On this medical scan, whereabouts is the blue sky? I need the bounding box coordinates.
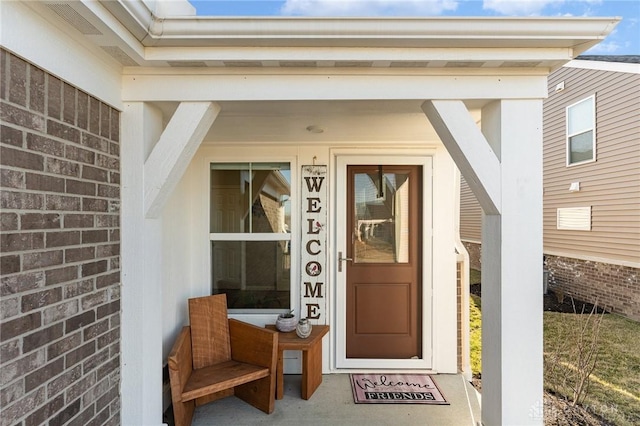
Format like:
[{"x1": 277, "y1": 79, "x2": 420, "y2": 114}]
[{"x1": 190, "y1": 0, "x2": 639, "y2": 55}]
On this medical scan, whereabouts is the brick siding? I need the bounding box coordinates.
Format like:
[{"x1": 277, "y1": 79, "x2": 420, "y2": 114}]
[
  {"x1": 545, "y1": 255, "x2": 640, "y2": 321},
  {"x1": 1, "y1": 49, "x2": 121, "y2": 426},
  {"x1": 460, "y1": 240, "x2": 639, "y2": 321}
]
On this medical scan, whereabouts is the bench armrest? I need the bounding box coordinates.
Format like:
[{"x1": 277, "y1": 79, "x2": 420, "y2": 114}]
[
  {"x1": 229, "y1": 319, "x2": 278, "y2": 370},
  {"x1": 168, "y1": 326, "x2": 193, "y2": 400}
]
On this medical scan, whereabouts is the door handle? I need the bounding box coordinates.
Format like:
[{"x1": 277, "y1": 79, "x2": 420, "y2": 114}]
[{"x1": 338, "y1": 251, "x2": 353, "y2": 272}]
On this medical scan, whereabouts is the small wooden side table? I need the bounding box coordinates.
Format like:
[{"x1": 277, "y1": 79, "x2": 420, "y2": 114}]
[{"x1": 265, "y1": 324, "x2": 329, "y2": 400}]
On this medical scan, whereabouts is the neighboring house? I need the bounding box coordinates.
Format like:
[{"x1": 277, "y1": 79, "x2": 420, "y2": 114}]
[
  {"x1": 460, "y1": 56, "x2": 640, "y2": 320},
  {"x1": 0, "y1": 1, "x2": 617, "y2": 425}
]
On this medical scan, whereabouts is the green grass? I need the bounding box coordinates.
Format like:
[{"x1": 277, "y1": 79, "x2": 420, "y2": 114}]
[
  {"x1": 544, "y1": 312, "x2": 640, "y2": 425},
  {"x1": 469, "y1": 295, "x2": 482, "y2": 376},
  {"x1": 469, "y1": 268, "x2": 481, "y2": 285},
  {"x1": 468, "y1": 268, "x2": 640, "y2": 425}
]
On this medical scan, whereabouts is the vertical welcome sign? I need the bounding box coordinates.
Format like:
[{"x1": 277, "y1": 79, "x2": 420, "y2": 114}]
[{"x1": 301, "y1": 165, "x2": 327, "y2": 324}]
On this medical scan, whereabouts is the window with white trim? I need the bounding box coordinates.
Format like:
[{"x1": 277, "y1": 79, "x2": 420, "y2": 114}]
[
  {"x1": 210, "y1": 162, "x2": 291, "y2": 311},
  {"x1": 566, "y1": 95, "x2": 596, "y2": 165}
]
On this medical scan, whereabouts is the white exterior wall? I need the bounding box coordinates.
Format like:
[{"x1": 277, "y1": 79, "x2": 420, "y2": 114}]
[
  {"x1": 160, "y1": 141, "x2": 460, "y2": 375},
  {"x1": 161, "y1": 158, "x2": 202, "y2": 357},
  {"x1": 430, "y1": 147, "x2": 460, "y2": 374}
]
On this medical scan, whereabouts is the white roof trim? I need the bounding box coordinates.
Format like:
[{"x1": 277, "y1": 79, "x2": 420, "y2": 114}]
[
  {"x1": 565, "y1": 59, "x2": 640, "y2": 74},
  {"x1": 103, "y1": 1, "x2": 619, "y2": 51},
  {"x1": 21, "y1": 0, "x2": 620, "y2": 69},
  {"x1": 142, "y1": 0, "x2": 195, "y2": 17}
]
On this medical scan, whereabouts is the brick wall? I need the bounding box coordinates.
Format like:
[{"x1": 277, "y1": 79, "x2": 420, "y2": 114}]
[
  {"x1": 1, "y1": 49, "x2": 121, "y2": 425},
  {"x1": 545, "y1": 255, "x2": 640, "y2": 321},
  {"x1": 459, "y1": 239, "x2": 639, "y2": 321}
]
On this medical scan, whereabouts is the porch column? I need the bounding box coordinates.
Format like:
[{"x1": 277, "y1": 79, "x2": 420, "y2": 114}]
[
  {"x1": 121, "y1": 101, "x2": 218, "y2": 425},
  {"x1": 423, "y1": 99, "x2": 543, "y2": 425},
  {"x1": 121, "y1": 102, "x2": 164, "y2": 425},
  {"x1": 481, "y1": 100, "x2": 544, "y2": 425}
]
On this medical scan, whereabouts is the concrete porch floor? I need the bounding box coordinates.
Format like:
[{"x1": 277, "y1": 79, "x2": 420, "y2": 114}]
[{"x1": 190, "y1": 374, "x2": 481, "y2": 426}]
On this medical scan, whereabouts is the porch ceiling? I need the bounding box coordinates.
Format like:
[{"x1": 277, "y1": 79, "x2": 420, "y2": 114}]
[{"x1": 153, "y1": 100, "x2": 482, "y2": 144}]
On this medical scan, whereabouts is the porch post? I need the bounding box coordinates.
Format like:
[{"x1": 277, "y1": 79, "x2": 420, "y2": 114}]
[
  {"x1": 481, "y1": 100, "x2": 544, "y2": 425},
  {"x1": 121, "y1": 102, "x2": 164, "y2": 425},
  {"x1": 120, "y1": 101, "x2": 219, "y2": 425},
  {"x1": 423, "y1": 98, "x2": 544, "y2": 424}
]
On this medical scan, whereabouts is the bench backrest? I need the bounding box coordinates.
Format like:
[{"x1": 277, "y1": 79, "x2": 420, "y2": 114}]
[{"x1": 188, "y1": 294, "x2": 231, "y2": 369}]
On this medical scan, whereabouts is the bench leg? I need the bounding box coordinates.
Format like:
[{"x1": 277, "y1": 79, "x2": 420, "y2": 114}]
[
  {"x1": 236, "y1": 374, "x2": 276, "y2": 414},
  {"x1": 275, "y1": 350, "x2": 285, "y2": 400},
  {"x1": 301, "y1": 340, "x2": 323, "y2": 400},
  {"x1": 171, "y1": 398, "x2": 195, "y2": 426}
]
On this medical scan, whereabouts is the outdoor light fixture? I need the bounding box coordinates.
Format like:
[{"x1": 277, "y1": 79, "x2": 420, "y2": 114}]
[{"x1": 569, "y1": 182, "x2": 580, "y2": 192}]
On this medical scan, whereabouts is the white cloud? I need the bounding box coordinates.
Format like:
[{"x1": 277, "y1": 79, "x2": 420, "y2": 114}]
[
  {"x1": 585, "y1": 40, "x2": 623, "y2": 54},
  {"x1": 281, "y1": 0, "x2": 459, "y2": 16},
  {"x1": 482, "y1": 0, "x2": 562, "y2": 16},
  {"x1": 482, "y1": 0, "x2": 603, "y2": 16}
]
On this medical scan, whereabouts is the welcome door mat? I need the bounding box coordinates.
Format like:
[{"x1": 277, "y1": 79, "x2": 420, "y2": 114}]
[{"x1": 350, "y1": 374, "x2": 449, "y2": 404}]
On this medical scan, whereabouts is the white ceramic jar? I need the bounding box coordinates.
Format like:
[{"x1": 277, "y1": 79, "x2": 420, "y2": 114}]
[{"x1": 296, "y1": 318, "x2": 313, "y2": 338}]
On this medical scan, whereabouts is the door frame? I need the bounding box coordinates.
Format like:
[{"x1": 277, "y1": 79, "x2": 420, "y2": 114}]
[{"x1": 333, "y1": 149, "x2": 434, "y2": 370}]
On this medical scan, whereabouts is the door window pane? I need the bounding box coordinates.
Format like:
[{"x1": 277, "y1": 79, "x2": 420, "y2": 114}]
[{"x1": 353, "y1": 170, "x2": 410, "y2": 263}]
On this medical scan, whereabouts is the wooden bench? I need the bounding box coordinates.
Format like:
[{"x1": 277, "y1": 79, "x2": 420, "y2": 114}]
[{"x1": 167, "y1": 295, "x2": 278, "y2": 426}]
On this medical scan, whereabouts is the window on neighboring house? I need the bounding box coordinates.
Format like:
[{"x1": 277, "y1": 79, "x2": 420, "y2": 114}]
[
  {"x1": 566, "y1": 95, "x2": 596, "y2": 165},
  {"x1": 210, "y1": 162, "x2": 291, "y2": 312}
]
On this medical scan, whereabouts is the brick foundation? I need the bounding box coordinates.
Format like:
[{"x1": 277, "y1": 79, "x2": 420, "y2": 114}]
[
  {"x1": 460, "y1": 239, "x2": 639, "y2": 321},
  {"x1": 544, "y1": 255, "x2": 640, "y2": 321},
  {"x1": 1, "y1": 49, "x2": 121, "y2": 425}
]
